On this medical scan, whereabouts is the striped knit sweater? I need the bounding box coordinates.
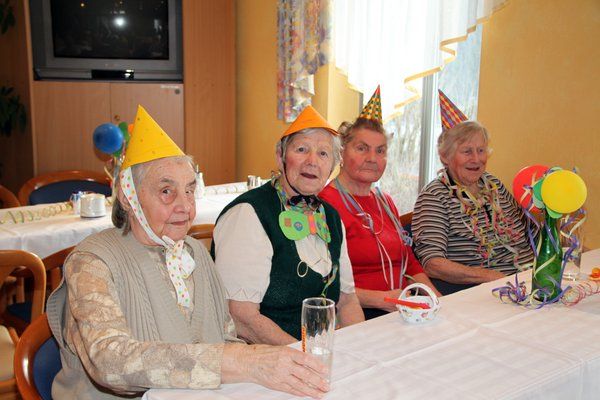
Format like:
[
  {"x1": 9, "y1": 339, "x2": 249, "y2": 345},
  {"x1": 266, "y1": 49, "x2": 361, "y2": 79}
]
[{"x1": 412, "y1": 172, "x2": 535, "y2": 274}]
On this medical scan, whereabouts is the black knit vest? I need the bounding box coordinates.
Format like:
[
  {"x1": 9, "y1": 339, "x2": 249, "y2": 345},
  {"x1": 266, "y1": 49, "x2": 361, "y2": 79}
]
[{"x1": 212, "y1": 182, "x2": 342, "y2": 339}]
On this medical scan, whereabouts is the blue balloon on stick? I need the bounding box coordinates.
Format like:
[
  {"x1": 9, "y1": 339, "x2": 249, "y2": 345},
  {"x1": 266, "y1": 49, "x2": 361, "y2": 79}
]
[{"x1": 93, "y1": 123, "x2": 124, "y2": 154}]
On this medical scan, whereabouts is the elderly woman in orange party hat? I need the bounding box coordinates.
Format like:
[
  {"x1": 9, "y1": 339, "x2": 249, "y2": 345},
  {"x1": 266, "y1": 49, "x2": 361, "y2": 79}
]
[
  {"x1": 47, "y1": 106, "x2": 332, "y2": 399},
  {"x1": 411, "y1": 91, "x2": 534, "y2": 295},
  {"x1": 213, "y1": 105, "x2": 364, "y2": 345},
  {"x1": 320, "y1": 87, "x2": 440, "y2": 320}
]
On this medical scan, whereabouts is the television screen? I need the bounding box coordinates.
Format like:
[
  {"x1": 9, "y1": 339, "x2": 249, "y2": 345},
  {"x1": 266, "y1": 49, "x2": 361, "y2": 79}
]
[
  {"x1": 30, "y1": 0, "x2": 182, "y2": 81},
  {"x1": 51, "y1": 0, "x2": 169, "y2": 60}
]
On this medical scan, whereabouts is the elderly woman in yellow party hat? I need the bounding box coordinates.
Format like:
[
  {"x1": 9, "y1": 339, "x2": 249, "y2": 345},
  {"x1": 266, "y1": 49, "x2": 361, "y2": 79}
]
[
  {"x1": 319, "y1": 86, "x2": 440, "y2": 320},
  {"x1": 213, "y1": 105, "x2": 364, "y2": 345},
  {"x1": 46, "y1": 106, "x2": 331, "y2": 399}
]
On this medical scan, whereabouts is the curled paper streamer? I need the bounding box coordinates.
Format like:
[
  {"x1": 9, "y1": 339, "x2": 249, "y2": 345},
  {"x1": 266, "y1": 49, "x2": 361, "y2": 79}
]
[
  {"x1": 560, "y1": 281, "x2": 600, "y2": 307},
  {"x1": 492, "y1": 273, "x2": 568, "y2": 309},
  {"x1": 0, "y1": 202, "x2": 72, "y2": 225},
  {"x1": 559, "y1": 208, "x2": 586, "y2": 271},
  {"x1": 0, "y1": 197, "x2": 113, "y2": 226},
  {"x1": 520, "y1": 182, "x2": 541, "y2": 259}
]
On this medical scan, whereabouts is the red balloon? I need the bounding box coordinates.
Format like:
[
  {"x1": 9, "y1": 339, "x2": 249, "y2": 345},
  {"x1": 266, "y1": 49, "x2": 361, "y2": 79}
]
[{"x1": 512, "y1": 165, "x2": 549, "y2": 208}]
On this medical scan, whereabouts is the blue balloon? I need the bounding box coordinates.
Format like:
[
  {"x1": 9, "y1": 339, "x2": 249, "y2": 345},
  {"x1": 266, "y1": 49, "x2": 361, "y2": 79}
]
[{"x1": 93, "y1": 123, "x2": 124, "y2": 154}]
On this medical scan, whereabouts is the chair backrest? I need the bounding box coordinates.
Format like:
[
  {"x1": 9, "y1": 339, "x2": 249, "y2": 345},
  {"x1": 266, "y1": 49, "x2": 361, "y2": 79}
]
[
  {"x1": 0, "y1": 250, "x2": 46, "y2": 325},
  {"x1": 0, "y1": 184, "x2": 20, "y2": 209},
  {"x1": 188, "y1": 224, "x2": 215, "y2": 250},
  {"x1": 10, "y1": 246, "x2": 74, "y2": 295},
  {"x1": 4, "y1": 247, "x2": 71, "y2": 336},
  {"x1": 14, "y1": 314, "x2": 61, "y2": 400},
  {"x1": 400, "y1": 211, "x2": 413, "y2": 238},
  {"x1": 0, "y1": 324, "x2": 19, "y2": 397},
  {"x1": 41, "y1": 246, "x2": 74, "y2": 292},
  {"x1": 18, "y1": 170, "x2": 111, "y2": 206}
]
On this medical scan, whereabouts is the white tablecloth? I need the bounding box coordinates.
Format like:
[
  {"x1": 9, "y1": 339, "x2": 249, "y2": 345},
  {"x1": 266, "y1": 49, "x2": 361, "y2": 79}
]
[
  {"x1": 0, "y1": 182, "x2": 246, "y2": 258},
  {"x1": 144, "y1": 250, "x2": 600, "y2": 400}
]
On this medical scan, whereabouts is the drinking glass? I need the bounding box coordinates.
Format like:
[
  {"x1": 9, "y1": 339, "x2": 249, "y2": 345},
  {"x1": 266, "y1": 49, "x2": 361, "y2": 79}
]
[
  {"x1": 560, "y1": 213, "x2": 585, "y2": 281},
  {"x1": 195, "y1": 171, "x2": 205, "y2": 199},
  {"x1": 301, "y1": 297, "x2": 335, "y2": 382},
  {"x1": 70, "y1": 192, "x2": 81, "y2": 214}
]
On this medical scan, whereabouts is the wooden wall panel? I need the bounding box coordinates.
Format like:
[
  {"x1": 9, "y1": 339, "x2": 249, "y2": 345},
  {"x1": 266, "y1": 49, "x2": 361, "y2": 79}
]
[
  {"x1": 0, "y1": 0, "x2": 34, "y2": 192},
  {"x1": 32, "y1": 81, "x2": 110, "y2": 174},
  {"x1": 1, "y1": 1, "x2": 235, "y2": 190},
  {"x1": 183, "y1": 0, "x2": 236, "y2": 185},
  {"x1": 110, "y1": 83, "x2": 184, "y2": 149}
]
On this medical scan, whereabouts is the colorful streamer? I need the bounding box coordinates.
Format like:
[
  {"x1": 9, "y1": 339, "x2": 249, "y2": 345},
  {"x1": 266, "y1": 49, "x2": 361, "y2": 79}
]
[
  {"x1": 559, "y1": 208, "x2": 586, "y2": 271},
  {"x1": 0, "y1": 202, "x2": 72, "y2": 225},
  {"x1": 492, "y1": 273, "x2": 567, "y2": 309},
  {"x1": 560, "y1": 280, "x2": 600, "y2": 307},
  {"x1": 0, "y1": 197, "x2": 114, "y2": 225},
  {"x1": 439, "y1": 169, "x2": 528, "y2": 270}
]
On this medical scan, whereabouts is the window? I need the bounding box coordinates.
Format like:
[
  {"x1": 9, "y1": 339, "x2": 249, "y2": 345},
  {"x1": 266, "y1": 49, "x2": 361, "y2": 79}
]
[{"x1": 378, "y1": 26, "x2": 482, "y2": 214}]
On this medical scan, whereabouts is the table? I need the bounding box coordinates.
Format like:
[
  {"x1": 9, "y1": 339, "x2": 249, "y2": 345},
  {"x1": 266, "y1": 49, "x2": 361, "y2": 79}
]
[
  {"x1": 144, "y1": 250, "x2": 600, "y2": 400},
  {"x1": 0, "y1": 182, "x2": 246, "y2": 258}
]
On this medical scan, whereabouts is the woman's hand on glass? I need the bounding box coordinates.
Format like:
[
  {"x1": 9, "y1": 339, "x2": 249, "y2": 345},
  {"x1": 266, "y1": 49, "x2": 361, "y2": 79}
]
[{"x1": 223, "y1": 343, "x2": 330, "y2": 398}]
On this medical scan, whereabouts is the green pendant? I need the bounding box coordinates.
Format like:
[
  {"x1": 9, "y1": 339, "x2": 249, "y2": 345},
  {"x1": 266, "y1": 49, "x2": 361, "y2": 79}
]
[
  {"x1": 279, "y1": 210, "x2": 310, "y2": 241},
  {"x1": 278, "y1": 209, "x2": 331, "y2": 243}
]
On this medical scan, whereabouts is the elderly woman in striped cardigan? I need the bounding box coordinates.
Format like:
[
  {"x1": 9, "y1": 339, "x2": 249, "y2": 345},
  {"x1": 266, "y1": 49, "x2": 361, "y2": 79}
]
[{"x1": 412, "y1": 121, "x2": 534, "y2": 295}]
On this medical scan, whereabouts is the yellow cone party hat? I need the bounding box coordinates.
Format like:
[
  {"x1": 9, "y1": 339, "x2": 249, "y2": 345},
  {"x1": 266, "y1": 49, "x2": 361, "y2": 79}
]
[
  {"x1": 121, "y1": 105, "x2": 184, "y2": 170},
  {"x1": 281, "y1": 105, "x2": 338, "y2": 138},
  {"x1": 358, "y1": 85, "x2": 382, "y2": 122}
]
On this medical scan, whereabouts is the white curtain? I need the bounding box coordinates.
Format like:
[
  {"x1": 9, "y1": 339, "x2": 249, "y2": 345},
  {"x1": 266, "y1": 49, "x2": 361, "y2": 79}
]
[{"x1": 334, "y1": 0, "x2": 506, "y2": 119}]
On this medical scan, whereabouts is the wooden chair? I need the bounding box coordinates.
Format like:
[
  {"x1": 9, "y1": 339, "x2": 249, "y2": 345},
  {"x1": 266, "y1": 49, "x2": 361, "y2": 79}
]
[
  {"x1": 0, "y1": 185, "x2": 20, "y2": 209},
  {"x1": 14, "y1": 314, "x2": 61, "y2": 400},
  {"x1": 0, "y1": 251, "x2": 46, "y2": 400},
  {"x1": 0, "y1": 324, "x2": 19, "y2": 400},
  {"x1": 188, "y1": 224, "x2": 215, "y2": 250},
  {"x1": 0, "y1": 186, "x2": 20, "y2": 304},
  {"x1": 40, "y1": 246, "x2": 73, "y2": 293},
  {"x1": 0, "y1": 251, "x2": 47, "y2": 337},
  {"x1": 400, "y1": 211, "x2": 414, "y2": 238},
  {"x1": 2, "y1": 247, "x2": 73, "y2": 334},
  {"x1": 399, "y1": 211, "x2": 413, "y2": 229},
  {"x1": 18, "y1": 170, "x2": 111, "y2": 206}
]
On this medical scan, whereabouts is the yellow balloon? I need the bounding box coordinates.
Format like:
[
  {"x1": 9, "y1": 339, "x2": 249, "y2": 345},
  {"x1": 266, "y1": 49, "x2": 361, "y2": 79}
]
[{"x1": 540, "y1": 170, "x2": 587, "y2": 214}]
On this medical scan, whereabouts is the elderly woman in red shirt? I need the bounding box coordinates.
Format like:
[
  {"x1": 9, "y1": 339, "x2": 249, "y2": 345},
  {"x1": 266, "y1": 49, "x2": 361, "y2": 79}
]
[{"x1": 320, "y1": 88, "x2": 440, "y2": 320}]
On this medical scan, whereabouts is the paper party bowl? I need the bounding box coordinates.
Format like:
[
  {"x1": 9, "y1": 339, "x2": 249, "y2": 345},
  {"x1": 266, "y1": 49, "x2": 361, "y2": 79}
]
[{"x1": 397, "y1": 283, "x2": 441, "y2": 324}]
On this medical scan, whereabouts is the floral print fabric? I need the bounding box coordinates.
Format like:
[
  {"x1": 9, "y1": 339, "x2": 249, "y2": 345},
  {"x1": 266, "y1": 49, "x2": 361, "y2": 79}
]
[
  {"x1": 62, "y1": 250, "x2": 234, "y2": 392},
  {"x1": 277, "y1": 0, "x2": 332, "y2": 122}
]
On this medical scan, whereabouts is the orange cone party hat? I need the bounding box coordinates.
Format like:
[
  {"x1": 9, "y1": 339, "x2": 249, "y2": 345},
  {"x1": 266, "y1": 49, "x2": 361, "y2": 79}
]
[
  {"x1": 121, "y1": 105, "x2": 184, "y2": 170},
  {"x1": 281, "y1": 105, "x2": 338, "y2": 138},
  {"x1": 439, "y1": 89, "x2": 468, "y2": 131},
  {"x1": 358, "y1": 85, "x2": 382, "y2": 122}
]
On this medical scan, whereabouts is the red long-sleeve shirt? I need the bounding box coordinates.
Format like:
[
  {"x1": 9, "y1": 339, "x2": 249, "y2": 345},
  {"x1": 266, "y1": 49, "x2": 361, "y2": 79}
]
[{"x1": 320, "y1": 184, "x2": 424, "y2": 291}]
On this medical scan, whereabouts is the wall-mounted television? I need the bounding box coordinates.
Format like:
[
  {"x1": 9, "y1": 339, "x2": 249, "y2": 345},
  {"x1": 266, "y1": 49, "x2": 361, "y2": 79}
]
[{"x1": 30, "y1": 0, "x2": 183, "y2": 81}]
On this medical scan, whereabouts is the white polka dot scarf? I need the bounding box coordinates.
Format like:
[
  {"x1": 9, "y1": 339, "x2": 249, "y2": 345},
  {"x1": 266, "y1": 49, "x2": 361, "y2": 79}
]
[{"x1": 120, "y1": 167, "x2": 196, "y2": 308}]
